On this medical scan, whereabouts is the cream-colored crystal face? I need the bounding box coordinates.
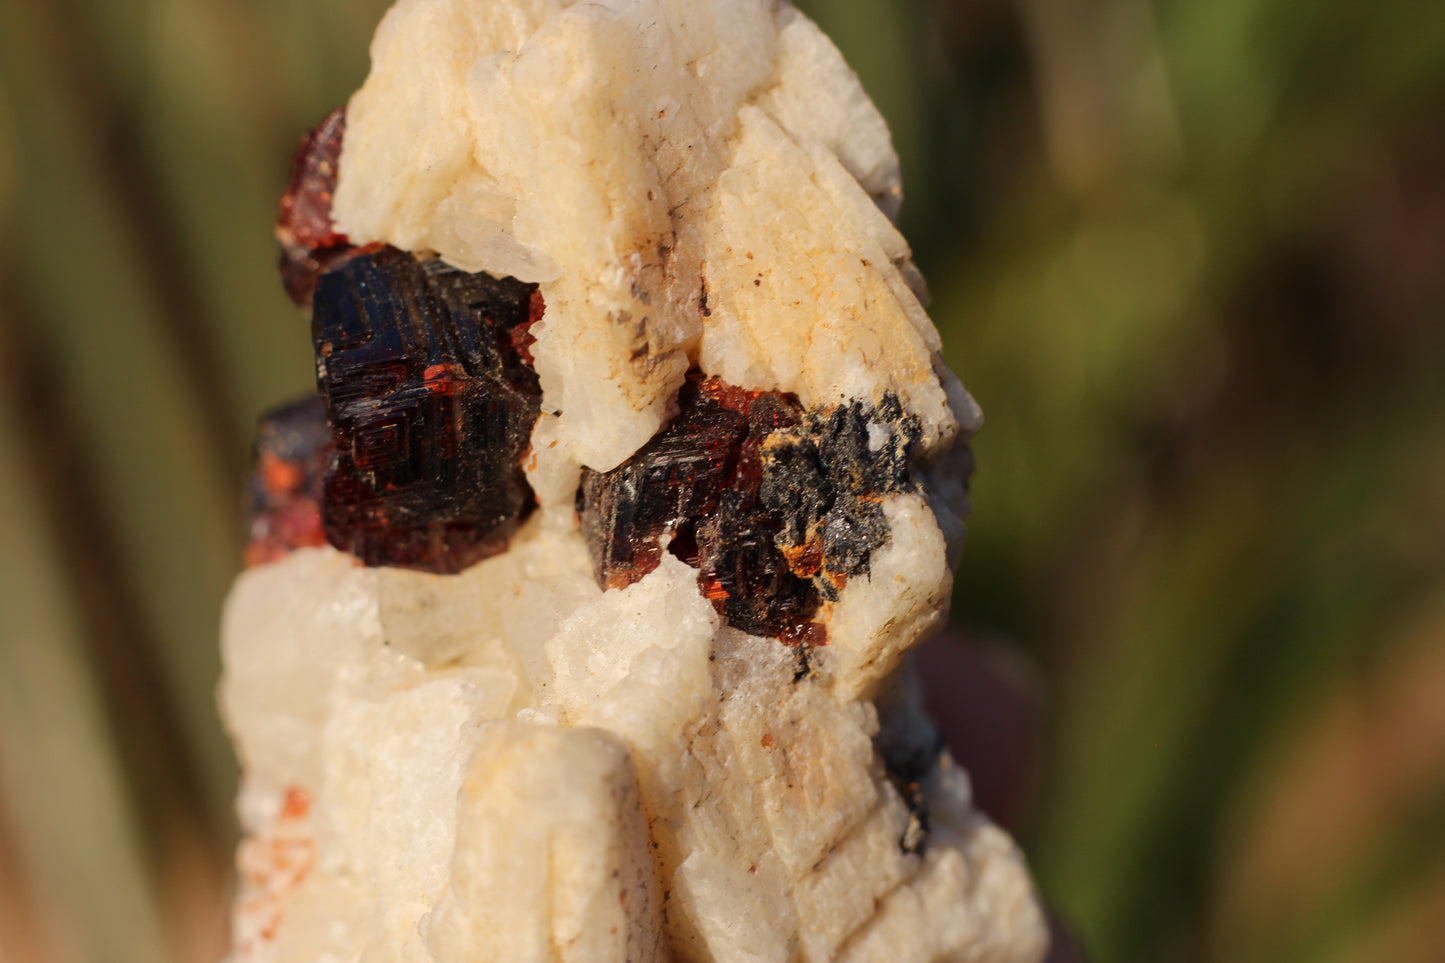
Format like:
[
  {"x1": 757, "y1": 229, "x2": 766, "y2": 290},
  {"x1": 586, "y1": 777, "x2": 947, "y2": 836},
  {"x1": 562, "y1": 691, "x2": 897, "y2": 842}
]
[
  {"x1": 334, "y1": 0, "x2": 980, "y2": 474},
  {"x1": 221, "y1": 2, "x2": 1045, "y2": 961}
]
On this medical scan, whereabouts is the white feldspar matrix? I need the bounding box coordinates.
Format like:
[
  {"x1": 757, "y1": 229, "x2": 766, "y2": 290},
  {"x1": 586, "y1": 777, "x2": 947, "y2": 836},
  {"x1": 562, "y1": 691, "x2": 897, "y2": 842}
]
[{"x1": 222, "y1": 1, "x2": 1048, "y2": 961}]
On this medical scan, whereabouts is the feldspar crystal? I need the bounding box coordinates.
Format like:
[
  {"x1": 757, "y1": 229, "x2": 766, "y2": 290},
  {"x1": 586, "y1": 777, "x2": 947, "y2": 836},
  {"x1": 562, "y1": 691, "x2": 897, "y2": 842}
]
[{"x1": 222, "y1": 1, "x2": 1047, "y2": 961}]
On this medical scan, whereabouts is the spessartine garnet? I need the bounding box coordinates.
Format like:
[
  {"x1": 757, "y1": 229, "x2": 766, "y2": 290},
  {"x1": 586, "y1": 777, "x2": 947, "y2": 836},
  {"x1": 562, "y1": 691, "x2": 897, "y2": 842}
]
[
  {"x1": 276, "y1": 107, "x2": 352, "y2": 307},
  {"x1": 578, "y1": 371, "x2": 923, "y2": 644},
  {"x1": 245, "y1": 396, "x2": 330, "y2": 568},
  {"x1": 311, "y1": 245, "x2": 543, "y2": 574}
]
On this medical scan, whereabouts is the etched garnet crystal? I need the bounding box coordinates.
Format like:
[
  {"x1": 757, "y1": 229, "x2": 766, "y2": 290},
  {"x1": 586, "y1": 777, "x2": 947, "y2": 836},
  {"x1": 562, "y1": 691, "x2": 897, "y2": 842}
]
[
  {"x1": 276, "y1": 107, "x2": 352, "y2": 307},
  {"x1": 244, "y1": 396, "x2": 329, "y2": 567},
  {"x1": 312, "y1": 245, "x2": 543, "y2": 574},
  {"x1": 579, "y1": 372, "x2": 923, "y2": 644}
]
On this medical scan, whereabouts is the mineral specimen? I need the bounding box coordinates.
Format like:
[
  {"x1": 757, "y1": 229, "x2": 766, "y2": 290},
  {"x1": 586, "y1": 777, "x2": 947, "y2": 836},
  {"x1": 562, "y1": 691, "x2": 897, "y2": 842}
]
[
  {"x1": 312, "y1": 245, "x2": 542, "y2": 573},
  {"x1": 221, "y1": 2, "x2": 1047, "y2": 961},
  {"x1": 579, "y1": 372, "x2": 823, "y2": 641},
  {"x1": 244, "y1": 396, "x2": 328, "y2": 567},
  {"x1": 578, "y1": 373, "x2": 924, "y2": 645},
  {"x1": 276, "y1": 107, "x2": 350, "y2": 307}
]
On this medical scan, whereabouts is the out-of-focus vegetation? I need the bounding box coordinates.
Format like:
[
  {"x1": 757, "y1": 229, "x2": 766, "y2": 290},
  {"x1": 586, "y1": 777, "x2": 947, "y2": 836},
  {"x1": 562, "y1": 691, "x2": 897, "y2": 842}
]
[{"x1": 1, "y1": 0, "x2": 1443, "y2": 960}]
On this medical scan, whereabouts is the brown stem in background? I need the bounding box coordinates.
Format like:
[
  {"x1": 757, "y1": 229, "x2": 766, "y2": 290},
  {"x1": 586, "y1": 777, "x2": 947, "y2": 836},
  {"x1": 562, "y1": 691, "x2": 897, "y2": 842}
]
[
  {"x1": 16, "y1": 0, "x2": 246, "y2": 487},
  {"x1": 0, "y1": 267, "x2": 226, "y2": 887}
]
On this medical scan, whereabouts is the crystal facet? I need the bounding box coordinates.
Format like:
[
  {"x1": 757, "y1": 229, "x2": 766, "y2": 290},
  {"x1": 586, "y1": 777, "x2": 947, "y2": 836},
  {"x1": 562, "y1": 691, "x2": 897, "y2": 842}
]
[
  {"x1": 580, "y1": 373, "x2": 924, "y2": 644},
  {"x1": 276, "y1": 108, "x2": 352, "y2": 307},
  {"x1": 312, "y1": 246, "x2": 543, "y2": 573}
]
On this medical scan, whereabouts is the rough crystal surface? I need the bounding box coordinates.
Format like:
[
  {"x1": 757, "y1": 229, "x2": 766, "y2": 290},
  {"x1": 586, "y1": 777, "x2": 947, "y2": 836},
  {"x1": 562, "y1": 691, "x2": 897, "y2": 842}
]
[
  {"x1": 276, "y1": 107, "x2": 351, "y2": 306},
  {"x1": 223, "y1": 2, "x2": 1047, "y2": 961},
  {"x1": 244, "y1": 396, "x2": 329, "y2": 567},
  {"x1": 331, "y1": 0, "x2": 978, "y2": 475},
  {"x1": 579, "y1": 372, "x2": 823, "y2": 641},
  {"x1": 578, "y1": 373, "x2": 931, "y2": 646},
  {"x1": 312, "y1": 245, "x2": 542, "y2": 573}
]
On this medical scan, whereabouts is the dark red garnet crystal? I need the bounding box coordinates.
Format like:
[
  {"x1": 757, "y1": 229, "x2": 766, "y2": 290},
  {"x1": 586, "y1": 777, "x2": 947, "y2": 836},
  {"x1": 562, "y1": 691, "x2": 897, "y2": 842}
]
[
  {"x1": 245, "y1": 396, "x2": 330, "y2": 568},
  {"x1": 277, "y1": 107, "x2": 352, "y2": 307},
  {"x1": 579, "y1": 372, "x2": 922, "y2": 644},
  {"x1": 258, "y1": 108, "x2": 546, "y2": 576},
  {"x1": 312, "y1": 245, "x2": 543, "y2": 574}
]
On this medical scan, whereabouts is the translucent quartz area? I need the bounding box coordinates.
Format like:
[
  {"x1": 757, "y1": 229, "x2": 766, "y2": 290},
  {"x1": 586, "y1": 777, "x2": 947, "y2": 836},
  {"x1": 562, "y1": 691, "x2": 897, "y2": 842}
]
[{"x1": 221, "y1": 1, "x2": 1047, "y2": 960}]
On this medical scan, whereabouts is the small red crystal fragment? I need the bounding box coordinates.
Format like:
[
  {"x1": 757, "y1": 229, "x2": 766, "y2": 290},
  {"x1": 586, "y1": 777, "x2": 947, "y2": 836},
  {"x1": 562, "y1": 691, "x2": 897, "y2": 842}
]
[
  {"x1": 276, "y1": 107, "x2": 353, "y2": 307},
  {"x1": 509, "y1": 289, "x2": 544, "y2": 365},
  {"x1": 579, "y1": 374, "x2": 748, "y2": 588},
  {"x1": 281, "y1": 786, "x2": 312, "y2": 819},
  {"x1": 245, "y1": 396, "x2": 330, "y2": 567}
]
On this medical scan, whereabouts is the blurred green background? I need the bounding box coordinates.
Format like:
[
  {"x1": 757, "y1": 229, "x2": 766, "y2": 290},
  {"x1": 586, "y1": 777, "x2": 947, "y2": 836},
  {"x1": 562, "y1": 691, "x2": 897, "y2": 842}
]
[{"x1": 2, "y1": 0, "x2": 1444, "y2": 960}]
